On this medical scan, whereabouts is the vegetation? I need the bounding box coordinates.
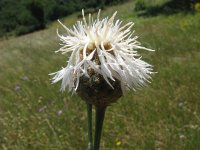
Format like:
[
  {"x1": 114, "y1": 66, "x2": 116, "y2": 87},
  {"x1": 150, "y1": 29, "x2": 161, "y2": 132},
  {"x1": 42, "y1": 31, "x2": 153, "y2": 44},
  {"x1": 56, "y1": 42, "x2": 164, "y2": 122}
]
[
  {"x1": 0, "y1": 0, "x2": 200, "y2": 149},
  {"x1": 0, "y1": 0, "x2": 126, "y2": 37},
  {"x1": 135, "y1": 0, "x2": 200, "y2": 16}
]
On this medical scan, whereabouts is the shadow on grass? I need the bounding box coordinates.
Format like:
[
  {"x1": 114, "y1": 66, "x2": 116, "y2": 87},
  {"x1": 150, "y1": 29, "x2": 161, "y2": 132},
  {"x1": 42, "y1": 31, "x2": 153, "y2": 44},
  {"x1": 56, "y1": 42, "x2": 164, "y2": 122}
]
[{"x1": 136, "y1": 0, "x2": 197, "y2": 17}]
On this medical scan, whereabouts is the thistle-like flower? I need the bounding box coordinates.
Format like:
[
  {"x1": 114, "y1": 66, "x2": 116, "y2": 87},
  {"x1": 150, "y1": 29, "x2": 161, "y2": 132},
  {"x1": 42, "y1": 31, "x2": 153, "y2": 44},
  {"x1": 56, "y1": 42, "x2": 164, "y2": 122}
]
[
  {"x1": 50, "y1": 10, "x2": 154, "y2": 150},
  {"x1": 50, "y1": 10, "x2": 153, "y2": 105}
]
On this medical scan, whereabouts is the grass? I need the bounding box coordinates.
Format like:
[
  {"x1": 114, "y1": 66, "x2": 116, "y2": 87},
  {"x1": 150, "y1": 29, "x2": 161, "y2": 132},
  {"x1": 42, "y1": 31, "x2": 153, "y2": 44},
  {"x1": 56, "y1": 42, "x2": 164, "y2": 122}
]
[{"x1": 1, "y1": 0, "x2": 200, "y2": 149}]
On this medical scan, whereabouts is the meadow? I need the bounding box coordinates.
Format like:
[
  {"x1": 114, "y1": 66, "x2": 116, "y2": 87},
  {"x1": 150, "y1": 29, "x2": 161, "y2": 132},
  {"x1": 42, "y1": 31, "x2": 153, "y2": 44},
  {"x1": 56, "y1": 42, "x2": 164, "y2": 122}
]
[{"x1": 0, "y1": 0, "x2": 200, "y2": 149}]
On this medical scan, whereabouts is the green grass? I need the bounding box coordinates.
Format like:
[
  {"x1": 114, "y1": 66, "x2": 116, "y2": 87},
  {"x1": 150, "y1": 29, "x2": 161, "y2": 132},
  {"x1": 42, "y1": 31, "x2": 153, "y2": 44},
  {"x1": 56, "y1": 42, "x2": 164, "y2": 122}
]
[{"x1": 1, "y1": 0, "x2": 200, "y2": 149}]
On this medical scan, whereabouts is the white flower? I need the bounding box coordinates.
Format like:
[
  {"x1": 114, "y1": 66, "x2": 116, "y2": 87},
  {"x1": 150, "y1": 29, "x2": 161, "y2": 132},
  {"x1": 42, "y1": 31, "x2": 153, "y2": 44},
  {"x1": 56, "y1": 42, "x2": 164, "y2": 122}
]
[{"x1": 50, "y1": 10, "x2": 154, "y2": 93}]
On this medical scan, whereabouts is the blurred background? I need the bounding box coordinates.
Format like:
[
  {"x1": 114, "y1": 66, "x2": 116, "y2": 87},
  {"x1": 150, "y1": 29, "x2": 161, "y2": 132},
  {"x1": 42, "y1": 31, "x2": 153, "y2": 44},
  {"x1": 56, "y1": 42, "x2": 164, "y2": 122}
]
[
  {"x1": 0, "y1": 0, "x2": 199, "y2": 37},
  {"x1": 0, "y1": 0, "x2": 127, "y2": 37},
  {"x1": 0, "y1": 0, "x2": 200, "y2": 149}
]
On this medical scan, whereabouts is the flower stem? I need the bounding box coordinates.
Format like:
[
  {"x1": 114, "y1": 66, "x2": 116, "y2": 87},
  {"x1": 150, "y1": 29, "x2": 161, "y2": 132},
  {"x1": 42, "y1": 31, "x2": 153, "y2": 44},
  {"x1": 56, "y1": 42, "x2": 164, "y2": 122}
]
[
  {"x1": 87, "y1": 103, "x2": 93, "y2": 150},
  {"x1": 94, "y1": 106, "x2": 106, "y2": 150}
]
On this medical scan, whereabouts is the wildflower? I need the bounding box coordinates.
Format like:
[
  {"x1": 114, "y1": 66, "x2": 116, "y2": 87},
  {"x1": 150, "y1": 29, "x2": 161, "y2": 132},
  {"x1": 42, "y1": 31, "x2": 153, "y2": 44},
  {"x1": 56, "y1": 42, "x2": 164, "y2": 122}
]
[
  {"x1": 50, "y1": 10, "x2": 154, "y2": 150},
  {"x1": 116, "y1": 139, "x2": 122, "y2": 146},
  {"x1": 50, "y1": 10, "x2": 154, "y2": 102},
  {"x1": 15, "y1": 84, "x2": 21, "y2": 92},
  {"x1": 57, "y1": 110, "x2": 63, "y2": 116}
]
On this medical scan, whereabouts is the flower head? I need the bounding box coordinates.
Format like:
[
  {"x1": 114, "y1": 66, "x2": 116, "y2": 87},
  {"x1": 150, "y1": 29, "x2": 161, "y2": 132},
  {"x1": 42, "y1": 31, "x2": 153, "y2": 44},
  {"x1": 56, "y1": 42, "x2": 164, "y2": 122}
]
[{"x1": 50, "y1": 10, "x2": 154, "y2": 95}]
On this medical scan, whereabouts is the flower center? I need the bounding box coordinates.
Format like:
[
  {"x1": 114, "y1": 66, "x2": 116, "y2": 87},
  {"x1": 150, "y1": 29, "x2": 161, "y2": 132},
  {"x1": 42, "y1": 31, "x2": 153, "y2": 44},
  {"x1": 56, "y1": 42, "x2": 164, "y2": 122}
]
[
  {"x1": 80, "y1": 42, "x2": 113, "y2": 60},
  {"x1": 79, "y1": 42, "x2": 114, "y2": 77}
]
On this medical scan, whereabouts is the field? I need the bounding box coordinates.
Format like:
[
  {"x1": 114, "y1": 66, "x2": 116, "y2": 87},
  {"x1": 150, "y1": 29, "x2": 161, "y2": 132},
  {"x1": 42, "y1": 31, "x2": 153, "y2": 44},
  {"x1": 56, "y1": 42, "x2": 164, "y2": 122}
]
[{"x1": 0, "y1": 0, "x2": 200, "y2": 149}]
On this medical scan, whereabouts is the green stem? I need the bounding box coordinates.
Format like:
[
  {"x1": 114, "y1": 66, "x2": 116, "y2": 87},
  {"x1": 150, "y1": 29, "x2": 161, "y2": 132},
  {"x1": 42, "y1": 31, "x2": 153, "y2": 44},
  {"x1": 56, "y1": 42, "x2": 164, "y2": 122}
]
[
  {"x1": 94, "y1": 106, "x2": 106, "y2": 150},
  {"x1": 87, "y1": 103, "x2": 93, "y2": 150}
]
